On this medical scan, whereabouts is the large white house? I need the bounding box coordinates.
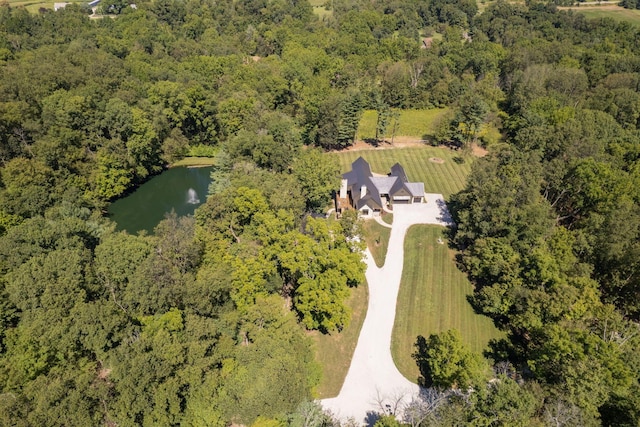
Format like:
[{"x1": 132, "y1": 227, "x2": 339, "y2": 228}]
[{"x1": 336, "y1": 157, "x2": 425, "y2": 218}]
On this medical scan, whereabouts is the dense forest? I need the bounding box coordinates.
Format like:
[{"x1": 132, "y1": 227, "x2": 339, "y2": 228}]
[{"x1": 0, "y1": 0, "x2": 640, "y2": 425}]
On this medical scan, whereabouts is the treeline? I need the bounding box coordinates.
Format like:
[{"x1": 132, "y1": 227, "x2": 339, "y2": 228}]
[
  {"x1": 620, "y1": 0, "x2": 640, "y2": 10},
  {"x1": 0, "y1": 210, "x2": 343, "y2": 424},
  {"x1": 445, "y1": 2, "x2": 640, "y2": 426}
]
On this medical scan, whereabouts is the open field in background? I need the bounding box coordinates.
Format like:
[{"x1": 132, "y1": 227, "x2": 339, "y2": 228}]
[
  {"x1": 330, "y1": 146, "x2": 473, "y2": 199},
  {"x1": 312, "y1": 6, "x2": 332, "y2": 20},
  {"x1": 6, "y1": 0, "x2": 107, "y2": 13},
  {"x1": 391, "y1": 225, "x2": 504, "y2": 383},
  {"x1": 420, "y1": 32, "x2": 443, "y2": 42},
  {"x1": 311, "y1": 282, "x2": 369, "y2": 398},
  {"x1": 171, "y1": 157, "x2": 217, "y2": 168},
  {"x1": 362, "y1": 219, "x2": 391, "y2": 268},
  {"x1": 308, "y1": 0, "x2": 332, "y2": 20},
  {"x1": 476, "y1": 0, "x2": 526, "y2": 13},
  {"x1": 5, "y1": 0, "x2": 80, "y2": 12},
  {"x1": 561, "y1": 6, "x2": 640, "y2": 26},
  {"x1": 357, "y1": 108, "x2": 448, "y2": 142}
]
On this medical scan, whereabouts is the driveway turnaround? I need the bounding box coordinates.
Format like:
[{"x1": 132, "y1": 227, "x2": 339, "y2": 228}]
[{"x1": 321, "y1": 195, "x2": 453, "y2": 424}]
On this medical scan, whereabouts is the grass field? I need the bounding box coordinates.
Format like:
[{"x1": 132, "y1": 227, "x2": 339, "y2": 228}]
[
  {"x1": 310, "y1": 282, "x2": 368, "y2": 398},
  {"x1": 391, "y1": 225, "x2": 503, "y2": 383},
  {"x1": 357, "y1": 108, "x2": 448, "y2": 141},
  {"x1": 7, "y1": 0, "x2": 82, "y2": 12},
  {"x1": 312, "y1": 6, "x2": 332, "y2": 19},
  {"x1": 381, "y1": 213, "x2": 393, "y2": 225},
  {"x1": 309, "y1": 0, "x2": 333, "y2": 19},
  {"x1": 567, "y1": 6, "x2": 640, "y2": 26},
  {"x1": 362, "y1": 220, "x2": 391, "y2": 268},
  {"x1": 171, "y1": 157, "x2": 217, "y2": 168},
  {"x1": 330, "y1": 146, "x2": 473, "y2": 199},
  {"x1": 476, "y1": 0, "x2": 526, "y2": 13}
]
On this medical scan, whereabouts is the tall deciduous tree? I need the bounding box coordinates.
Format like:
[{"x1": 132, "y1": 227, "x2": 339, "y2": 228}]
[
  {"x1": 413, "y1": 330, "x2": 488, "y2": 390},
  {"x1": 292, "y1": 149, "x2": 340, "y2": 212},
  {"x1": 219, "y1": 295, "x2": 319, "y2": 424}
]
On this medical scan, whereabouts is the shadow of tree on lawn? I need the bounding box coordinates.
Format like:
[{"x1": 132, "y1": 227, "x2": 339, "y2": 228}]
[{"x1": 412, "y1": 335, "x2": 433, "y2": 388}]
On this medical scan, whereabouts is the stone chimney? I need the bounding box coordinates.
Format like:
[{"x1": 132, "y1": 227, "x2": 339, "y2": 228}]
[
  {"x1": 340, "y1": 179, "x2": 348, "y2": 199},
  {"x1": 360, "y1": 185, "x2": 367, "y2": 199}
]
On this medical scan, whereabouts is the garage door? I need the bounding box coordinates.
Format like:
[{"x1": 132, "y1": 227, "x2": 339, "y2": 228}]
[{"x1": 393, "y1": 196, "x2": 411, "y2": 204}]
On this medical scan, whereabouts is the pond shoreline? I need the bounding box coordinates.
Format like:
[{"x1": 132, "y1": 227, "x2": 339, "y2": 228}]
[{"x1": 108, "y1": 166, "x2": 214, "y2": 234}]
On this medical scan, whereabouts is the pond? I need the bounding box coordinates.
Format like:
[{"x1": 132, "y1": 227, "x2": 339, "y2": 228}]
[{"x1": 108, "y1": 166, "x2": 213, "y2": 234}]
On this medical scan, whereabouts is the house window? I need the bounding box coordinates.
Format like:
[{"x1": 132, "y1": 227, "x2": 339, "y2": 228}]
[
  {"x1": 362, "y1": 209, "x2": 369, "y2": 215},
  {"x1": 413, "y1": 197, "x2": 422, "y2": 203}
]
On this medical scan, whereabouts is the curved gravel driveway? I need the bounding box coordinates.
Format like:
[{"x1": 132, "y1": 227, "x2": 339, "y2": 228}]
[{"x1": 321, "y1": 195, "x2": 453, "y2": 424}]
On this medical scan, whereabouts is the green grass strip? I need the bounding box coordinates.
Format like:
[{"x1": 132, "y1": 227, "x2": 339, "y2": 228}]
[
  {"x1": 391, "y1": 225, "x2": 503, "y2": 383},
  {"x1": 311, "y1": 283, "x2": 369, "y2": 398}
]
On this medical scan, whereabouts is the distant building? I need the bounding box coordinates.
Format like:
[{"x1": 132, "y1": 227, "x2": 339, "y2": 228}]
[
  {"x1": 336, "y1": 157, "x2": 425, "y2": 218},
  {"x1": 54, "y1": 1, "x2": 138, "y2": 13}
]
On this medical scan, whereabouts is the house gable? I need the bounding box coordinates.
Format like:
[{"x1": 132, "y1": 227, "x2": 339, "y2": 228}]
[
  {"x1": 338, "y1": 157, "x2": 426, "y2": 216},
  {"x1": 357, "y1": 196, "x2": 383, "y2": 210},
  {"x1": 391, "y1": 187, "x2": 411, "y2": 198}
]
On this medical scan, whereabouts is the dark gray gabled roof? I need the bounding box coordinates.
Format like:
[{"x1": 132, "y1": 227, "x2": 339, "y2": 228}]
[
  {"x1": 342, "y1": 157, "x2": 384, "y2": 210},
  {"x1": 389, "y1": 162, "x2": 425, "y2": 198},
  {"x1": 343, "y1": 157, "x2": 424, "y2": 208},
  {"x1": 342, "y1": 157, "x2": 371, "y2": 185},
  {"x1": 357, "y1": 193, "x2": 383, "y2": 210},
  {"x1": 389, "y1": 175, "x2": 406, "y2": 196},
  {"x1": 390, "y1": 163, "x2": 408, "y2": 183},
  {"x1": 370, "y1": 176, "x2": 397, "y2": 194},
  {"x1": 405, "y1": 182, "x2": 425, "y2": 197}
]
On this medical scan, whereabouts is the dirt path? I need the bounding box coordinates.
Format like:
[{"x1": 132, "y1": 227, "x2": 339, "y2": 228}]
[
  {"x1": 321, "y1": 199, "x2": 453, "y2": 423},
  {"x1": 335, "y1": 137, "x2": 427, "y2": 153}
]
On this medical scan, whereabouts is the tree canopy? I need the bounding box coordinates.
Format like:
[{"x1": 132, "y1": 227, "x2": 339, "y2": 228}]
[{"x1": 1, "y1": 0, "x2": 640, "y2": 424}]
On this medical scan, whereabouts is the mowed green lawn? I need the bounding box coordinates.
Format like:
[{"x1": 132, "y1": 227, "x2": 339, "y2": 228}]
[
  {"x1": 391, "y1": 225, "x2": 503, "y2": 383},
  {"x1": 330, "y1": 146, "x2": 473, "y2": 199},
  {"x1": 570, "y1": 7, "x2": 640, "y2": 26},
  {"x1": 362, "y1": 219, "x2": 391, "y2": 268},
  {"x1": 357, "y1": 108, "x2": 448, "y2": 141},
  {"x1": 6, "y1": 0, "x2": 84, "y2": 13},
  {"x1": 310, "y1": 282, "x2": 368, "y2": 398}
]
